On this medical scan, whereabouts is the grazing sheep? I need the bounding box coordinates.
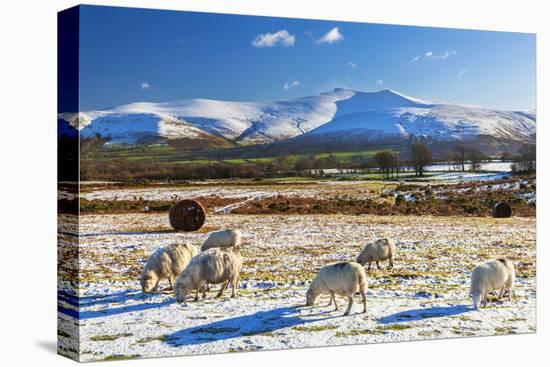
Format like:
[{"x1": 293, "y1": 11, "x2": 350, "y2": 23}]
[
  {"x1": 201, "y1": 229, "x2": 243, "y2": 251},
  {"x1": 200, "y1": 229, "x2": 243, "y2": 292},
  {"x1": 141, "y1": 243, "x2": 199, "y2": 293},
  {"x1": 175, "y1": 247, "x2": 243, "y2": 305},
  {"x1": 357, "y1": 238, "x2": 397, "y2": 270},
  {"x1": 306, "y1": 261, "x2": 368, "y2": 316},
  {"x1": 471, "y1": 258, "x2": 515, "y2": 309}
]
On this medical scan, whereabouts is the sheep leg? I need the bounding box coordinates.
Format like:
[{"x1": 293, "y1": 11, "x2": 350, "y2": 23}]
[
  {"x1": 330, "y1": 291, "x2": 338, "y2": 310},
  {"x1": 152, "y1": 279, "x2": 160, "y2": 293},
  {"x1": 376, "y1": 261, "x2": 381, "y2": 270},
  {"x1": 482, "y1": 292, "x2": 488, "y2": 307},
  {"x1": 367, "y1": 262, "x2": 371, "y2": 271},
  {"x1": 230, "y1": 277, "x2": 238, "y2": 298},
  {"x1": 497, "y1": 288, "x2": 505, "y2": 301},
  {"x1": 326, "y1": 292, "x2": 334, "y2": 307},
  {"x1": 167, "y1": 277, "x2": 174, "y2": 291},
  {"x1": 389, "y1": 258, "x2": 394, "y2": 269},
  {"x1": 360, "y1": 288, "x2": 367, "y2": 314},
  {"x1": 344, "y1": 296, "x2": 353, "y2": 316},
  {"x1": 216, "y1": 281, "x2": 229, "y2": 298},
  {"x1": 508, "y1": 288, "x2": 514, "y2": 302},
  {"x1": 194, "y1": 289, "x2": 199, "y2": 302}
]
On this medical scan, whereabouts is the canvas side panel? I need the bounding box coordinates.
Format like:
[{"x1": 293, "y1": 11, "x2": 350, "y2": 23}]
[{"x1": 57, "y1": 5, "x2": 80, "y2": 362}]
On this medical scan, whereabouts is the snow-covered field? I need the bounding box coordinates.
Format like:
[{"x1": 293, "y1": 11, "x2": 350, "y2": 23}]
[
  {"x1": 79, "y1": 181, "x2": 387, "y2": 214},
  {"x1": 425, "y1": 161, "x2": 513, "y2": 173},
  {"x1": 58, "y1": 213, "x2": 536, "y2": 362}
]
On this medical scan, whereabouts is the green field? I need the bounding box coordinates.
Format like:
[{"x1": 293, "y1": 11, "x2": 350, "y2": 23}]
[{"x1": 83, "y1": 143, "x2": 399, "y2": 166}]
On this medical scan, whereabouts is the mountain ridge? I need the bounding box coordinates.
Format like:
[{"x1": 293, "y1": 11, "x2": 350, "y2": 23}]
[{"x1": 58, "y1": 89, "x2": 536, "y2": 147}]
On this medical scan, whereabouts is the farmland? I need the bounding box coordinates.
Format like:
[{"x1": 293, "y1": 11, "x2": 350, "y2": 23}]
[{"x1": 58, "y1": 177, "x2": 536, "y2": 361}]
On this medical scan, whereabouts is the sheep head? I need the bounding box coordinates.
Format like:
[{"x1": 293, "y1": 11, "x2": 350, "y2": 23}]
[
  {"x1": 305, "y1": 287, "x2": 318, "y2": 306},
  {"x1": 140, "y1": 271, "x2": 157, "y2": 293}
]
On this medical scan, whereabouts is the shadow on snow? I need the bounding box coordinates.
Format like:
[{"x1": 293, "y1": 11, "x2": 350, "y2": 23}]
[
  {"x1": 378, "y1": 304, "x2": 472, "y2": 324},
  {"x1": 57, "y1": 290, "x2": 174, "y2": 320},
  {"x1": 166, "y1": 306, "x2": 339, "y2": 347}
]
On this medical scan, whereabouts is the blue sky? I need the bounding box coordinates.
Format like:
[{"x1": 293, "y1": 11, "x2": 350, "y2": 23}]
[{"x1": 79, "y1": 5, "x2": 536, "y2": 111}]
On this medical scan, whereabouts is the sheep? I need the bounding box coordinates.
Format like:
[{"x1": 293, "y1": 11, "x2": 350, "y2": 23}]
[
  {"x1": 356, "y1": 238, "x2": 397, "y2": 270},
  {"x1": 471, "y1": 258, "x2": 515, "y2": 309},
  {"x1": 201, "y1": 229, "x2": 243, "y2": 251},
  {"x1": 199, "y1": 229, "x2": 242, "y2": 292},
  {"x1": 306, "y1": 261, "x2": 368, "y2": 316},
  {"x1": 141, "y1": 243, "x2": 199, "y2": 293},
  {"x1": 175, "y1": 247, "x2": 243, "y2": 305}
]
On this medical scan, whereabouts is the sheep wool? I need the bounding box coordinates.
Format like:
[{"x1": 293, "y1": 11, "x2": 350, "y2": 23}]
[
  {"x1": 306, "y1": 261, "x2": 368, "y2": 316},
  {"x1": 357, "y1": 238, "x2": 397, "y2": 270},
  {"x1": 471, "y1": 258, "x2": 515, "y2": 309},
  {"x1": 201, "y1": 229, "x2": 243, "y2": 251},
  {"x1": 175, "y1": 247, "x2": 243, "y2": 305},
  {"x1": 140, "y1": 243, "x2": 199, "y2": 293}
]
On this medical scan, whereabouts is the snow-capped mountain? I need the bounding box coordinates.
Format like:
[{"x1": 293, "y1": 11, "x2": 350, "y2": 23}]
[{"x1": 59, "y1": 89, "x2": 536, "y2": 146}]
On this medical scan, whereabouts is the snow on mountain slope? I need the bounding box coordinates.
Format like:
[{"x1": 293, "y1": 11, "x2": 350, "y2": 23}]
[
  {"x1": 308, "y1": 92, "x2": 535, "y2": 142},
  {"x1": 59, "y1": 89, "x2": 535, "y2": 145},
  {"x1": 311, "y1": 104, "x2": 535, "y2": 141},
  {"x1": 61, "y1": 90, "x2": 353, "y2": 144}
]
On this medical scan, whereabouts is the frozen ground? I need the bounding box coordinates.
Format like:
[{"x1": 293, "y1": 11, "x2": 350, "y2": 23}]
[
  {"x1": 58, "y1": 213, "x2": 536, "y2": 361},
  {"x1": 78, "y1": 181, "x2": 385, "y2": 213}
]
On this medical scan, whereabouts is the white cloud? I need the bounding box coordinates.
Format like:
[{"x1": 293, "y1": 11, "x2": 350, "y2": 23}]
[
  {"x1": 140, "y1": 82, "x2": 150, "y2": 90},
  {"x1": 283, "y1": 80, "x2": 300, "y2": 90},
  {"x1": 346, "y1": 61, "x2": 357, "y2": 68},
  {"x1": 252, "y1": 30, "x2": 295, "y2": 47},
  {"x1": 437, "y1": 51, "x2": 451, "y2": 59},
  {"x1": 317, "y1": 27, "x2": 344, "y2": 44},
  {"x1": 457, "y1": 69, "x2": 467, "y2": 79},
  {"x1": 410, "y1": 55, "x2": 421, "y2": 63},
  {"x1": 376, "y1": 79, "x2": 384, "y2": 85},
  {"x1": 424, "y1": 50, "x2": 457, "y2": 60}
]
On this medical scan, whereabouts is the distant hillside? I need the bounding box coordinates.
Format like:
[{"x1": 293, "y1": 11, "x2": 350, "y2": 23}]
[{"x1": 59, "y1": 88, "x2": 535, "y2": 154}]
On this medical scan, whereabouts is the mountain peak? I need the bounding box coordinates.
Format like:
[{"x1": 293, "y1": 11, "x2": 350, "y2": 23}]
[
  {"x1": 327, "y1": 88, "x2": 428, "y2": 104},
  {"x1": 63, "y1": 87, "x2": 535, "y2": 148}
]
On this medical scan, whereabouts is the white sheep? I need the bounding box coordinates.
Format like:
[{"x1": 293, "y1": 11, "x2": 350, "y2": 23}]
[
  {"x1": 356, "y1": 238, "x2": 397, "y2": 270},
  {"x1": 201, "y1": 229, "x2": 243, "y2": 251},
  {"x1": 306, "y1": 261, "x2": 368, "y2": 316},
  {"x1": 141, "y1": 243, "x2": 199, "y2": 293},
  {"x1": 175, "y1": 247, "x2": 243, "y2": 305},
  {"x1": 471, "y1": 258, "x2": 515, "y2": 309}
]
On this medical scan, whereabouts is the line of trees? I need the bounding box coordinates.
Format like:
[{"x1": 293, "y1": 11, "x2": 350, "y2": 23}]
[
  {"x1": 80, "y1": 139, "x2": 535, "y2": 181},
  {"x1": 447, "y1": 145, "x2": 486, "y2": 172},
  {"x1": 373, "y1": 151, "x2": 400, "y2": 178},
  {"x1": 372, "y1": 143, "x2": 433, "y2": 178},
  {"x1": 511, "y1": 144, "x2": 536, "y2": 174}
]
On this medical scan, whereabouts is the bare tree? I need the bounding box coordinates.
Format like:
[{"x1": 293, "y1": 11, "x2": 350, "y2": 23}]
[
  {"x1": 453, "y1": 145, "x2": 467, "y2": 172},
  {"x1": 374, "y1": 151, "x2": 398, "y2": 179},
  {"x1": 443, "y1": 150, "x2": 455, "y2": 171},
  {"x1": 512, "y1": 144, "x2": 536, "y2": 174},
  {"x1": 410, "y1": 143, "x2": 433, "y2": 177},
  {"x1": 468, "y1": 148, "x2": 485, "y2": 172}
]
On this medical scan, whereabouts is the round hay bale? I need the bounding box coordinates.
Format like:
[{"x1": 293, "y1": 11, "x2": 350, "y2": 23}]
[
  {"x1": 169, "y1": 199, "x2": 206, "y2": 231},
  {"x1": 492, "y1": 201, "x2": 513, "y2": 218}
]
